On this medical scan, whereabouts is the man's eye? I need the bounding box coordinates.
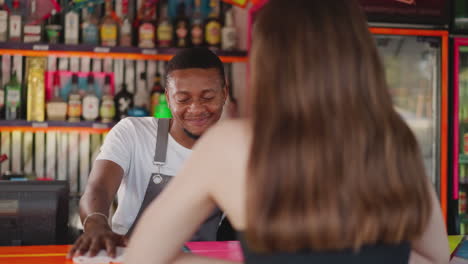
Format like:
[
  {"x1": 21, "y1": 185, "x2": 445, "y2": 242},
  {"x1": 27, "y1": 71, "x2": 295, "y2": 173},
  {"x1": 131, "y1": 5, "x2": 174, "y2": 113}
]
[
  {"x1": 202, "y1": 97, "x2": 215, "y2": 101},
  {"x1": 176, "y1": 98, "x2": 190, "y2": 103}
]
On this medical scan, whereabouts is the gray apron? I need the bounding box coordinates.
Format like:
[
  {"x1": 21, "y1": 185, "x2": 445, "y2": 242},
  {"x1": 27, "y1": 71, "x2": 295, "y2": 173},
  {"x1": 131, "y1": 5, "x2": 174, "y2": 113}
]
[{"x1": 127, "y1": 118, "x2": 222, "y2": 241}]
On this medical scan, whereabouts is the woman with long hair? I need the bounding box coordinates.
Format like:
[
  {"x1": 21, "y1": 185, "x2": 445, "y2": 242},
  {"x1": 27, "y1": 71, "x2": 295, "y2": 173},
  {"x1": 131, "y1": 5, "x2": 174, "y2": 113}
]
[{"x1": 125, "y1": 0, "x2": 449, "y2": 263}]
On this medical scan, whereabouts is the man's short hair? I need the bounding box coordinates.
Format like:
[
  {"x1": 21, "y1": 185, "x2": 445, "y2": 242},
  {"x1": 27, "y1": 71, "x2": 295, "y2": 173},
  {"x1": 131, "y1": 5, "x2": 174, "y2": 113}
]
[{"x1": 165, "y1": 48, "x2": 226, "y2": 88}]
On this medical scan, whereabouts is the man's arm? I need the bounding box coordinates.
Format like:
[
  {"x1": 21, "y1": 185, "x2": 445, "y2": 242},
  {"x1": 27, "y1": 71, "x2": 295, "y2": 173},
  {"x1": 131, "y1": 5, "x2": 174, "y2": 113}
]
[{"x1": 67, "y1": 160, "x2": 124, "y2": 258}]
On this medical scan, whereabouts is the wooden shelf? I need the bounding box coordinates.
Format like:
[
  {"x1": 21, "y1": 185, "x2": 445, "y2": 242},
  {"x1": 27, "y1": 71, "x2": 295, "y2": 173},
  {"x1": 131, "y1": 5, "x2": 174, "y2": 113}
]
[
  {"x1": 0, "y1": 42, "x2": 248, "y2": 63},
  {"x1": 0, "y1": 120, "x2": 115, "y2": 133}
]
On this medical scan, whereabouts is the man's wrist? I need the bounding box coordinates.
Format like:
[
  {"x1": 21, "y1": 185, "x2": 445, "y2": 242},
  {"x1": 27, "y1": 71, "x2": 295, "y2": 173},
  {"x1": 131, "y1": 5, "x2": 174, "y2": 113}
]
[{"x1": 83, "y1": 212, "x2": 110, "y2": 232}]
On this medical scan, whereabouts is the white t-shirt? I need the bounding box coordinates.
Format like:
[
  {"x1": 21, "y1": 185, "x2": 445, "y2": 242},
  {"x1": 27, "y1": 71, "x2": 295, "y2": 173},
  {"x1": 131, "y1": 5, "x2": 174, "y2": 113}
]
[{"x1": 95, "y1": 117, "x2": 192, "y2": 235}]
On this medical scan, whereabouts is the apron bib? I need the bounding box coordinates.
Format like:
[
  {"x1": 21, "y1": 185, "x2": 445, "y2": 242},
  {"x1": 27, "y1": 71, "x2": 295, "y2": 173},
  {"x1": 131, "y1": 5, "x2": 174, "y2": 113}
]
[{"x1": 127, "y1": 118, "x2": 222, "y2": 241}]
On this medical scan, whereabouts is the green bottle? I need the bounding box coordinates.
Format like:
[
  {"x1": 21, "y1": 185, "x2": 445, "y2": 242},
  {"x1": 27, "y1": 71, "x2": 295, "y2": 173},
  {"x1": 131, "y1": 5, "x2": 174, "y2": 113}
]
[
  {"x1": 154, "y1": 94, "x2": 172, "y2": 118},
  {"x1": 5, "y1": 71, "x2": 21, "y2": 120}
]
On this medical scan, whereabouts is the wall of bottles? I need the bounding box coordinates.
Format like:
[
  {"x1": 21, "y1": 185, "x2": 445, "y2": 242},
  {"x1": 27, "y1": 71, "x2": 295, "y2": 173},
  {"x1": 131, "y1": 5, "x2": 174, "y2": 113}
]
[{"x1": 0, "y1": 0, "x2": 239, "y2": 50}]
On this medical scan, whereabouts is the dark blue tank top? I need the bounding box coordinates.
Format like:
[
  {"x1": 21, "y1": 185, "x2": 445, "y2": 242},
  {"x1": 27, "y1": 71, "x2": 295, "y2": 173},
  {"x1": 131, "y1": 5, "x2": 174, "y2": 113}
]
[{"x1": 239, "y1": 234, "x2": 411, "y2": 264}]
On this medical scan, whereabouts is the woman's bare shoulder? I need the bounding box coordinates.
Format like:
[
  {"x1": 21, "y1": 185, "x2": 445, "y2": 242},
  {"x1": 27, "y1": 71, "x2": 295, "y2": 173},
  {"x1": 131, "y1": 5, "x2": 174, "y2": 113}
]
[{"x1": 201, "y1": 118, "x2": 251, "y2": 146}]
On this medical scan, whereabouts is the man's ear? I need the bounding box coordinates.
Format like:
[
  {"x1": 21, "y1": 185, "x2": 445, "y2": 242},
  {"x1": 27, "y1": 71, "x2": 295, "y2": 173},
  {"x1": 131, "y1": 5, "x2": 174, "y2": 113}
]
[{"x1": 165, "y1": 88, "x2": 171, "y2": 108}]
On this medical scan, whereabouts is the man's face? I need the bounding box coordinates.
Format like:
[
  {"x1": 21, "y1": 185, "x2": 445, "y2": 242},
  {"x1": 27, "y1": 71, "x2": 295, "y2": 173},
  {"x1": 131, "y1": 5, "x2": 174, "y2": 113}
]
[{"x1": 166, "y1": 68, "x2": 227, "y2": 137}]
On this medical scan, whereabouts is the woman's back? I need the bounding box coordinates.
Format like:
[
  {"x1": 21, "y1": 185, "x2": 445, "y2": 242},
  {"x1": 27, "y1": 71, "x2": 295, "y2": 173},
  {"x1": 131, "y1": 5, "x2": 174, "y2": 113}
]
[{"x1": 207, "y1": 120, "x2": 412, "y2": 263}]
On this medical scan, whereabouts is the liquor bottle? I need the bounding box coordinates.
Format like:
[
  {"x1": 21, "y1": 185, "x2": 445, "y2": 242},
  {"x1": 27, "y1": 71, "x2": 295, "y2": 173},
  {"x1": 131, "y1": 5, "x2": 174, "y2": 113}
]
[
  {"x1": 67, "y1": 74, "x2": 82, "y2": 122},
  {"x1": 5, "y1": 71, "x2": 21, "y2": 120},
  {"x1": 23, "y1": 0, "x2": 42, "y2": 43},
  {"x1": 138, "y1": 1, "x2": 156, "y2": 48},
  {"x1": 0, "y1": 0, "x2": 8, "y2": 42},
  {"x1": 100, "y1": 0, "x2": 118, "y2": 47},
  {"x1": 9, "y1": 0, "x2": 22, "y2": 42},
  {"x1": 204, "y1": 0, "x2": 221, "y2": 49},
  {"x1": 221, "y1": 9, "x2": 237, "y2": 51},
  {"x1": 82, "y1": 75, "x2": 100, "y2": 121},
  {"x1": 100, "y1": 75, "x2": 115, "y2": 122},
  {"x1": 190, "y1": 0, "x2": 204, "y2": 47},
  {"x1": 114, "y1": 83, "x2": 133, "y2": 120},
  {"x1": 65, "y1": 6, "x2": 79, "y2": 44},
  {"x1": 120, "y1": 0, "x2": 132, "y2": 46},
  {"x1": 45, "y1": 9, "x2": 62, "y2": 44},
  {"x1": 150, "y1": 71, "x2": 164, "y2": 116},
  {"x1": 173, "y1": 3, "x2": 190, "y2": 48},
  {"x1": 46, "y1": 74, "x2": 67, "y2": 121},
  {"x1": 157, "y1": 4, "x2": 173, "y2": 48},
  {"x1": 82, "y1": 3, "x2": 99, "y2": 45},
  {"x1": 134, "y1": 72, "x2": 148, "y2": 109}
]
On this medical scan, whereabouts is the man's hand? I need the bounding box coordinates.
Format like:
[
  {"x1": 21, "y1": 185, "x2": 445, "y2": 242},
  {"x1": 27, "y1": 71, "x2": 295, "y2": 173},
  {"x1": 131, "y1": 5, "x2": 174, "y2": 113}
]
[{"x1": 67, "y1": 219, "x2": 128, "y2": 259}]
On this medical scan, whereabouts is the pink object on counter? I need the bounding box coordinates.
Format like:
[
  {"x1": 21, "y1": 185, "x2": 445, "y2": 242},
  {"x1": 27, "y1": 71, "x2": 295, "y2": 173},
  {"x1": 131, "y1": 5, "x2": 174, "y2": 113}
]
[{"x1": 187, "y1": 241, "x2": 244, "y2": 262}]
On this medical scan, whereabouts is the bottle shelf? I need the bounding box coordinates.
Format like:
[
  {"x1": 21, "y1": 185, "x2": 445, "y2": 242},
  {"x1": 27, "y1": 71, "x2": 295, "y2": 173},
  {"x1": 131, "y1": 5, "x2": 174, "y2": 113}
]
[
  {"x1": 0, "y1": 42, "x2": 248, "y2": 63},
  {"x1": 0, "y1": 120, "x2": 115, "y2": 133}
]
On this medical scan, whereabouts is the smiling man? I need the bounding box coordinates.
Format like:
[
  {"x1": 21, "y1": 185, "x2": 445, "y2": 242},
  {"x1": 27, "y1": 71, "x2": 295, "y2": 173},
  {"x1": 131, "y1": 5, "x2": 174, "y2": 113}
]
[{"x1": 68, "y1": 48, "x2": 228, "y2": 259}]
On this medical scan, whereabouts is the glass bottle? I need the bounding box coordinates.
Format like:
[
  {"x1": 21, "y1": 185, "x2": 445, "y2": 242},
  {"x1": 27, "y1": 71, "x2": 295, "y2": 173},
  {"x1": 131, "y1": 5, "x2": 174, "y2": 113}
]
[
  {"x1": 45, "y1": 9, "x2": 62, "y2": 44},
  {"x1": 221, "y1": 9, "x2": 237, "y2": 50},
  {"x1": 5, "y1": 71, "x2": 21, "y2": 120},
  {"x1": 23, "y1": 0, "x2": 42, "y2": 43},
  {"x1": 204, "y1": 0, "x2": 221, "y2": 49},
  {"x1": 114, "y1": 83, "x2": 133, "y2": 120},
  {"x1": 157, "y1": 4, "x2": 173, "y2": 48},
  {"x1": 120, "y1": 0, "x2": 132, "y2": 47},
  {"x1": 100, "y1": 75, "x2": 115, "y2": 123},
  {"x1": 191, "y1": 0, "x2": 204, "y2": 47},
  {"x1": 46, "y1": 74, "x2": 67, "y2": 121},
  {"x1": 67, "y1": 74, "x2": 82, "y2": 122},
  {"x1": 100, "y1": 0, "x2": 118, "y2": 47},
  {"x1": 82, "y1": 75, "x2": 100, "y2": 121},
  {"x1": 150, "y1": 71, "x2": 164, "y2": 116},
  {"x1": 0, "y1": 0, "x2": 8, "y2": 42},
  {"x1": 174, "y1": 3, "x2": 189, "y2": 48},
  {"x1": 82, "y1": 3, "x2": 100, "y2": 45},
  {"x1": 138, "y1": 1, "x2": 156, "y2": 48},
  {"x1": 9, "y1": 0, "x2": 22, "y2": 42}
]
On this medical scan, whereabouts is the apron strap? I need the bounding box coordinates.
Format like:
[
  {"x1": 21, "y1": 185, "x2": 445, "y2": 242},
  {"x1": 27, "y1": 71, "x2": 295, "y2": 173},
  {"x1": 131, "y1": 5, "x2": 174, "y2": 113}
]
[{"x1": 154, "y1": 118, "x2": 170, "y2": 164}]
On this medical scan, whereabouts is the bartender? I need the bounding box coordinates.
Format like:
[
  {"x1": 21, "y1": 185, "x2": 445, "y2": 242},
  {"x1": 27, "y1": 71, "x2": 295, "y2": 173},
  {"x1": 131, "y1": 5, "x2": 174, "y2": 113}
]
[{"x1": 68, "y1": 47, "x2": 228, "y2": 258}]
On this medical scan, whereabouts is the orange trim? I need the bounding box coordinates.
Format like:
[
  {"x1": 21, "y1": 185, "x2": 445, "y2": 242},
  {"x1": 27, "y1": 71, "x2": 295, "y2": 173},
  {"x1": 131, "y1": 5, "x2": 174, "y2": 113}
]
[
  {"x1": 370, "y1": 27, "x2": 449, "y2": 223},
  {"x1": 0, "y1": 49, "x2": 247, "y2": 63},
  {"x1": 0, "y1": 126, "x2": 110, "y2": 134},
  {"x1": 369, "y1": 27, "x2": 449, "y2": 37}
]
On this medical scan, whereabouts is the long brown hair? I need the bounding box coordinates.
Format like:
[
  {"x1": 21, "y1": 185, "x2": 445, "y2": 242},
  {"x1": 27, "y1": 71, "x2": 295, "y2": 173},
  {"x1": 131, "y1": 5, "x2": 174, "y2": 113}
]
[{"x1": 246, "y1": 0, "x2": 432, "y2": 253}]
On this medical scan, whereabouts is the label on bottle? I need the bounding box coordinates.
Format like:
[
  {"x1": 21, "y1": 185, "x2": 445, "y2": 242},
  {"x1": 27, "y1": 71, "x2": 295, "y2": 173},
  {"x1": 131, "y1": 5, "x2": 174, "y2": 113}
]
[
  {"x1": 100, "y1": 98, "x2": 115, "y2": 121},
  {"x1": 191, "y1": 25, "x2": 203, "y2": 46},
  {"x1": 82, "y1": 95, "x2": 99, "y2": 120},
  {"x1": 9, "y1": 15, "x2": 21, "y2": 40},
  {"x1": 83, "y1": 23, "x2": 99, "y2": 44},
  {"x1": 205, "y1": 21, "x2": 221, "y2": 46},
  {"x1": 24, "y1": 24, "x2": 42, "y2": 43},
  {"x1": 0, "y1": 89, "x2": 4, "y2": 107},
  {"x1": 6, "y1": 89, "x2": 20, "y2": 107},
  {"x1": 67, "y1": 97, "x2": 82, "y2": 119},
  {"x1": 65, "y1": 11, "x2": 79, "y2": 44},
  {"x1": 139, "y1": 23, "x2": 155, "y2": 48},
  {"x1": 0, "y1": 10, "x2": 7, "y2": 40},
  {"x1": 222, "y1": 28, "x2": 237, "y2": 50},
  {"x1": 157, "y1": 23, "x2": 172, "y2": 47},
  {"x1": 101, "y1": 24, "x2": 118, "y2": 46}
]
